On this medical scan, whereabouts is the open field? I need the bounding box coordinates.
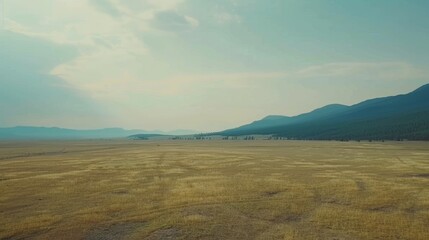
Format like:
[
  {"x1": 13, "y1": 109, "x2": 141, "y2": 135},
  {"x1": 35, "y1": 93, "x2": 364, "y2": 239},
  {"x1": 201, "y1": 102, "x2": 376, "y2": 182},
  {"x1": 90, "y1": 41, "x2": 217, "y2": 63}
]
[{"x1": 1, "y1": 140, "x2": 429, "y2": 239}]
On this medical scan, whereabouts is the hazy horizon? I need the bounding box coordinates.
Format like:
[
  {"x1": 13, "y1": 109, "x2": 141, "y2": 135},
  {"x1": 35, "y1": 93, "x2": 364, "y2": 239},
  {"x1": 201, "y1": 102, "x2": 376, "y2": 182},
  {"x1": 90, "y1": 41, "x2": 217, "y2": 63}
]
[
  {"x1": 1, "y1": 0, "x2": 429, "y2": 132},
  {"x1": 0, "y1": 82, "x2": 427, "y2": 133}
]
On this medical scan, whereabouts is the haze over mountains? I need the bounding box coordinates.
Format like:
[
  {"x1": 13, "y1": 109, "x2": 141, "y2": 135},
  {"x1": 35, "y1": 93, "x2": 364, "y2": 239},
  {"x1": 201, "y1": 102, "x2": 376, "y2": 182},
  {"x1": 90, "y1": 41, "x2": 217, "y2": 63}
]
[
  {"x1": 1, "y1": 84, "x2": 428, "y2": 141},
  {"x1": 220, "y1": 84, "x2": 429, "y2": 140},
  {"x1": 0, "y1": 127, "x2": 197, "y2": 140}
]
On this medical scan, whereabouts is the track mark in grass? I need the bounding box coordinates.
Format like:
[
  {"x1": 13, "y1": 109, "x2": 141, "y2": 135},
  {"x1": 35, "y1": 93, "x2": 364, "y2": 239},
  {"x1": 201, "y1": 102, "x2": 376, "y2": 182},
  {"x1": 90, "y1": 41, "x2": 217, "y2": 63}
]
[
  {"x1": 403, "y1": 173, "x2": 429, "y2": 178},
  {"x1": 85, "y1": 222, "x2": 146, "y2": 240},
  {"x1": 367, "y1": 205, "x2": 395, "y2": 212},
  {"x1": 146, "y1": 227, "x2": 181, "y2": 240},
  {"x1": 354, "y1": 179, "x2": 366, "y2": 191},
  {"x1": 404, "y1": 206, "x2": 418, "y2": 214},
  {"x1": 412, "y1": 173, "x2": 429, "y2": 178},
  {"x1": 262, "y1": 191, "x2": 282, "y2": 197},
  {"x1": 181, "y1": 206, "x2": 214, "y2": 219},
  {"x1": 271, "y1": 214, "x2": 302, "y2": 223},
  {"x1": 111, "y1": 189, "x2": 129, "y2": 195}
]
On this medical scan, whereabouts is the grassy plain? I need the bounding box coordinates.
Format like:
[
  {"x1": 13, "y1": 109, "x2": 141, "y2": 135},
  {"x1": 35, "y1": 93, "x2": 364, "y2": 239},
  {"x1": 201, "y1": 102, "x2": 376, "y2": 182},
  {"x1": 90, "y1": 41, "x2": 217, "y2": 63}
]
[{"x1": 0, "y1": 140, "x2": 429, "y2": 239}]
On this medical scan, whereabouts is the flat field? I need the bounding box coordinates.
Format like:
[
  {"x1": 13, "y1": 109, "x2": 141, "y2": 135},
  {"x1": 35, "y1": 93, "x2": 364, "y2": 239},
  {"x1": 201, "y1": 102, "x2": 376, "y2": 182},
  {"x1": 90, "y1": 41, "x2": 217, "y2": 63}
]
[{"x1": 0, "y1": 140, "x2": 428, "y2": 239}]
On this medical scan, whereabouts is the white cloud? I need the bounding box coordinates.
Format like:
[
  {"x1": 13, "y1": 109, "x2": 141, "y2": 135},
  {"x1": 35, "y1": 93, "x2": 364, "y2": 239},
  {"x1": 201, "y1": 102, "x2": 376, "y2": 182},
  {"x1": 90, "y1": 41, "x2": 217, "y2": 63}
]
[
  {"x1": 212, "y1": 2, "x2": 242, "y2": 25},
  {"x1": 5, "y1": 0, "x2": 147, "y2": 49},
  {"x1": 184, "y1": 15, "x2": 200, "y2": 28},
  {"x1": 5, "y1": 0, "x2": 198, "y2": 98},
  {"x1": 158, "y1": 62, "x2": 427, "y2": 89},
  {"x1": 294, "y1": 62, "x2": 426, "y2": 80},
  {"x1": 214, "y1": 11, "x2": 241, "y2": 24},
  {"x1": 5, "y1": 0, "x2": 197, "y2": 45},
  {"x1": 151, "y1": 11, "x2": 199, "y2": 31},
  {"x1": 54, "y1": 61, "x2": 426, "y2": 102},
  {"x1": 145, "y1": 0, "x2": 185, "y2": 11}
]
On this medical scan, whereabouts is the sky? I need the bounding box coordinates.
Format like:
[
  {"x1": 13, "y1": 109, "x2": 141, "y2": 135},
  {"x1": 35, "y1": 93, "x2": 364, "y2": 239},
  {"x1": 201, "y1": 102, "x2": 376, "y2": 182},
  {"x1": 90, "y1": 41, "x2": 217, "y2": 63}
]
[{"x1": 1, "y1": 0, "x2": 429, "y2": 131}]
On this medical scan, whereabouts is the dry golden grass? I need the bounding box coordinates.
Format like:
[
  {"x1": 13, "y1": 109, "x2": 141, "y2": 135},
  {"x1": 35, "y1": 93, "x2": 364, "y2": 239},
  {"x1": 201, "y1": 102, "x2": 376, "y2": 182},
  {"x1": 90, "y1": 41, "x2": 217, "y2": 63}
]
[{"x1": 0, "y1": 140, "x2": 428, "y2": 239}]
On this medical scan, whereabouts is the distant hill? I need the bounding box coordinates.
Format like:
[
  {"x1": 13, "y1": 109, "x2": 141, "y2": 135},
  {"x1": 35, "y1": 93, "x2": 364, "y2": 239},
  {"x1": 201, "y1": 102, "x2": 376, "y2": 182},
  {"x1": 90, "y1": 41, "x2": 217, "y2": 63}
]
[
  {"x1": 220, "y1": 84, "x2": 429, "y2": 140},
  {"x1": 0, "y1": 127, "x2": 198, "y2": 140},
  {"x1": 230, "y1": 104, "x2": 348, "y2": 134}
]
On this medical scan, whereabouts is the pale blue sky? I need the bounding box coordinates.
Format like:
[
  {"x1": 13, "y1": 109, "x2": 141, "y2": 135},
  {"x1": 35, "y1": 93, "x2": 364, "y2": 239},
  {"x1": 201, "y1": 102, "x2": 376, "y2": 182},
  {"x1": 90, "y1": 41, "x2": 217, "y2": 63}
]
[{"x1": 1, "y1": 0, "x2": 428, "y2": 131}]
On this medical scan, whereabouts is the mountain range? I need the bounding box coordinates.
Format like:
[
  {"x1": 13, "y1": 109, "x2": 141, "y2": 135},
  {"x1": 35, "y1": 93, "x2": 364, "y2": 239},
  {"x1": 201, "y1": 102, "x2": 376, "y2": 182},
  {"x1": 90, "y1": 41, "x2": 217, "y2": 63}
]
[
  {"x1": 1, "y1": 84, "x2": 428, "y2": 141},
  {"x1": 0, "y1": 127, "x2": 197, "y2": 140},
  {"x1": 219, "y1": 84, "x2": 429, "y2": 140}
]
